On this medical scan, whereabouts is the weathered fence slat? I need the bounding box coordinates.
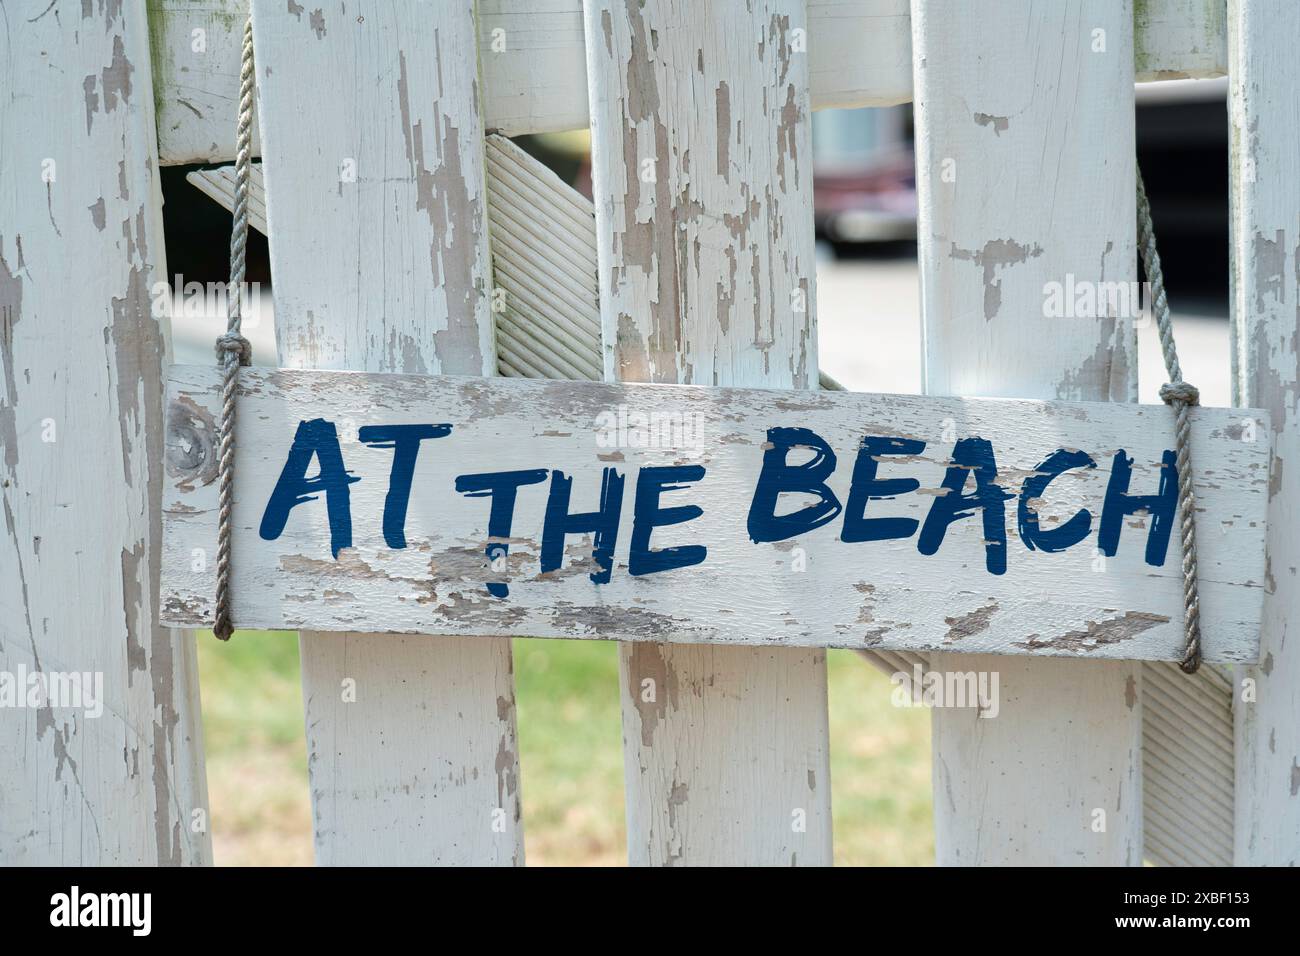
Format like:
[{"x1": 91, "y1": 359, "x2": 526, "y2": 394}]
[
  {"x1": 914, "y1": 0, "x2": 1145, "y2": 865},
  {"x1": 0, "y1": 0, "x2": 209, "y2": 864},
  {"x1": 583, "y1": 0, "x2": 834, "y2": 865},
  {"x1": 250, "y1": 0, "x2": 523, "y2": 865},
  {"x1": 151, "y1": 0, "x2": 1229, "y2": 165},
  {"x1": 1228, "y1": 0, "x2": 1300, "y2": 865}
]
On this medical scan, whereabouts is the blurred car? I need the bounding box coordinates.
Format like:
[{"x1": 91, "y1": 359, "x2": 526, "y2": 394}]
[{"x1": 813, "y1": 105, "x2": 916, "y2": 247}]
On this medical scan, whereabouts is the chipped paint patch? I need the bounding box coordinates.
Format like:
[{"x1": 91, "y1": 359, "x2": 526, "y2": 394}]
[
  {"x1": 943, "y1": 602, "x2": 997, "y2": 642},
  {"x1": 1013, "y1": 612, "x2": 1169, "y2": 654},
  {"x1": 973, "y1": 111, "x2": 1009, "y2": 135},
  {"x1": 949, "y1": 238, "x2": 1044, "y2": 320}
]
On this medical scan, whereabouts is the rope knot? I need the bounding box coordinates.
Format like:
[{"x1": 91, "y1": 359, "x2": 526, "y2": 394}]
[
  {"x1": 215, "y1": 331, "x2": 252, "y2": 367},
  {"x1": 1159, "y1": 380, "x2": 1199, "y2": 407}
]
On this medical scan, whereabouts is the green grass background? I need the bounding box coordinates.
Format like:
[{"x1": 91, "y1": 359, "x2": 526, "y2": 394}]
[{"x1": 199, "y1": 632, "x2": 933, "y2": 865}]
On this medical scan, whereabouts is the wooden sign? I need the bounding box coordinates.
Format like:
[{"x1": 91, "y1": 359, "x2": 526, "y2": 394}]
[{"x1": 159, "y1": 365, "x2": 1269, "y2": 663}]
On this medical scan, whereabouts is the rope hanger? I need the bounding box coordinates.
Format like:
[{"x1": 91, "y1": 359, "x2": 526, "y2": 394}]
[
  {"x1": 211, "y1": 16, "x2": 255, "y2": 642},
  {"x1": 1137, "y1": 169, "x2": 1202, "y2": 673},
  {"x1": 205, "y1": 17, "x2": 1203, "y2": 672}
]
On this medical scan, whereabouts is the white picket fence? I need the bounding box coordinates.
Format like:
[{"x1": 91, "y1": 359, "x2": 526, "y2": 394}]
[{"x1": 2, "y1": 0, "x2": 1296, "y2": 866}]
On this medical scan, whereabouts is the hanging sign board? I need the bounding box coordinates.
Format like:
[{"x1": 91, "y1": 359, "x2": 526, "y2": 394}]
[{"x1": 159, "y1": 365, "x2": 1268, "y2": 663}]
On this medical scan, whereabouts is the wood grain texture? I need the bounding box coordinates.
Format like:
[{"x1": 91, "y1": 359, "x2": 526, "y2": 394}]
[
  {"x1": 913, "y1": 0, "x2": 1145, "y2": 865},
  {"x1": 583, "y1": 0, "x2": 832, "y2": 865},
  {"x1": 151, "y1": 0, "x2": 1227, "y2": 163},
  {"x1": 0, "y1": 0, "x2": 209, "y2": 864},
  {"x1": 250, "y1": 0, "x2": 522, "y2": 865},
  {"x1": 1228, "y1": 0, "x2": 1300, "y2": 865},
  {"x1": 159, "y1": 365, "x2": 1268, "y2": 662}
]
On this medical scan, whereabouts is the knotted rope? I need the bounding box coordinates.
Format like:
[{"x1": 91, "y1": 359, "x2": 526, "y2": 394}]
[
  {"x1": 1136, "y1": 168, "x2": 1202, "y2": 673},
  {"x1": 212, "y1": 16, "x2": 256, "y2": 641}
]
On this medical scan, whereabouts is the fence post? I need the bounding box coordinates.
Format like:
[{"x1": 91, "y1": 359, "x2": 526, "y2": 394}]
[
  {"x1": 251, "y1": 0, "x2": 524, "y2": 864},
  {"x1": 912, "y1": 0, "x2": 1144, "y2": 864},
  {"x1": 0, "y1": 0, "x2": 210, "y2": 864},
  {"x1": 583, "y1": 0, "x2": 833, "y2": 865},
  {"x1": 1229, "y1": 0, "x2": 1300, "y2": 865}
]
